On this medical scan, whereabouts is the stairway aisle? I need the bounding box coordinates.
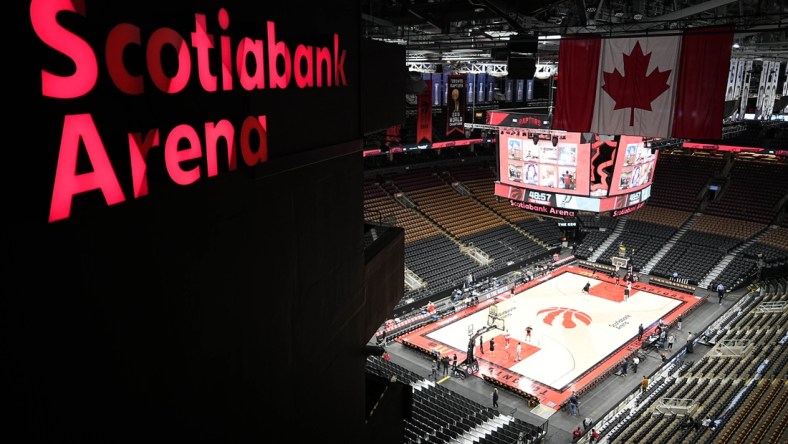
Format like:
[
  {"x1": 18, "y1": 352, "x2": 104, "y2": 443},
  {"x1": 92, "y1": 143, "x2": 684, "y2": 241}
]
[
  {"x1": 641, "y1": 212, "x2": 702, "y2": 275},
  {"x1": 588, "y1": 218, "x2": 627, "y2": 262}
]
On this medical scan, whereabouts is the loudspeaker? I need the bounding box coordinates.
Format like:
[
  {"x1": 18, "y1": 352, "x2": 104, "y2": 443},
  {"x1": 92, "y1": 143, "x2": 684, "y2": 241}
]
[
  {"x1": 491, "y1": 48, "x2": 510, "y2": 61},
  {"x1": 507, "y1": 35, "x2": 538, "y2": 55},
  {"x1": 404, "y1": 70, "x2": 427, "y2": 94},
  {"x1": 507, "y1": 57, "x2": 536, "y2": 79}
]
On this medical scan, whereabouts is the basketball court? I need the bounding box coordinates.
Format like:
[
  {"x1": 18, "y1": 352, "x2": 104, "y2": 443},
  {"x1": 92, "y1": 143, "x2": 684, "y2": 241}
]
[{"x1": 398, "y1": 265, "x2": 700, "y2": 416}]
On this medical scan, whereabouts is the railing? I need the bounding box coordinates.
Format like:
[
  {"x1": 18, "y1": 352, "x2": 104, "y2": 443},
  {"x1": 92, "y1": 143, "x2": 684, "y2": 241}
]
[
  {"x1": 460, "y1": 245, "x2": 492, "y2": 266},
  {"x1": 654, "y1": 397, "x2": 698, "y2": 416},
  {"x1": 404, "y1": 267, "x2": 426, "y2": 291}
]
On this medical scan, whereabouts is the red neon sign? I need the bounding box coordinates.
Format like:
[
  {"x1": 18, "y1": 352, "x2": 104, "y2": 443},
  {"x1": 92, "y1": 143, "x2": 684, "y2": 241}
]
[{"x1": 30, "y1": 1, "x2": 349, "y2": 222}]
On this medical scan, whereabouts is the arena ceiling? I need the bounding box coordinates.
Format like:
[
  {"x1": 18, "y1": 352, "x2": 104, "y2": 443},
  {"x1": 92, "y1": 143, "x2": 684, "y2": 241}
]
[{"x1": 362, "y1": 0, "x2": 788, "y2": 64}]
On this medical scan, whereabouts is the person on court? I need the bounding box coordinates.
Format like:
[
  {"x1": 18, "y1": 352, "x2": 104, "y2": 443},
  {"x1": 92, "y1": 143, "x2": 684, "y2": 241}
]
[
  {"x1": 525, "y1": 326, "x2": 533, "y2": 342},
  {"x1": 624, "y1": 281, "x2": 631, "y2": 301},
  {"x1": 582, "y1": 282, "x2": 591, "y2": 294}
]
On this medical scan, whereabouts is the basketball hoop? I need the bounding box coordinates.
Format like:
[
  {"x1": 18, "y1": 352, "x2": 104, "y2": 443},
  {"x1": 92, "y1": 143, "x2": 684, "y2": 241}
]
[
  {"x1": 611, "y1": 256, "x2": 629, "y2": 274},
  {"x1": 487, "y1": 305, "x2": 506, "y2": 330}
]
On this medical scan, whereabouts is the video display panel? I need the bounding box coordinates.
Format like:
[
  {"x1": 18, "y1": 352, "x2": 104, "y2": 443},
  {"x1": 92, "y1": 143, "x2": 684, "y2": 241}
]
[
  {"x1": 589, "y1": 139, "x2": 619, "y2": 197},
  {"x1": 496, "y1": 131, "x2": 655, "y2": 218},
  {"x1": 499, "y1": 131, "x2": 590, "y2": 196},
  {"x1": 608, "y1": 135, "x2": 659, "y2": 196}
]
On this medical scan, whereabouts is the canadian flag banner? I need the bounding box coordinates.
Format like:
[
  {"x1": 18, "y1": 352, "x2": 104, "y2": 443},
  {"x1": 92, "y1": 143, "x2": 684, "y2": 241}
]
[{"x1": 553, "y1": 26, "x2": 733, "y2": 139}]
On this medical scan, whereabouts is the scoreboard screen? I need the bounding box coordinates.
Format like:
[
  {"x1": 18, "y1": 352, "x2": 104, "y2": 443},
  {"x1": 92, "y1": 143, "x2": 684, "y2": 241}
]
[
  {"x1": 609, "y1": 135, "x2": 658, "y2": 196},
  {"x1": 496, "y1": 131, "x2": 658, "y2": 218},
  {"x1": 499, "y1": 131, "x2": 590, "y2": 196}
]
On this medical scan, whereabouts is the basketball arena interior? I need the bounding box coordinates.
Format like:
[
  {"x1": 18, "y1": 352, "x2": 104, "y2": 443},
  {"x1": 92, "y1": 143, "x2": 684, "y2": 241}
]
[{"x1": 7, "y1": 1, "x2": 788, "y2": 443}]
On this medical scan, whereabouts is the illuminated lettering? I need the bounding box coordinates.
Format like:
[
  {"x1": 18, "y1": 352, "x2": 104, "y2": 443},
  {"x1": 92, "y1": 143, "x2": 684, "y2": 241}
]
[
  {"x1": 49, "y1": 114, "x2": 126, "y2": 222},
  {"x1": 31, "y1": 0, "x2": 98, "y2": 99},
  {"x1": 32, "y1": 5, "x2": 349, "y2": 99},
  {"x1": 49, "y1": 114, "x2": 268, "y2": 222},
  {"x1": 32, "y1": 4, "x2": 344, "y2": 222},
  {"x1": 267, "y1": 22, "x2": 291, "y2": 89}
]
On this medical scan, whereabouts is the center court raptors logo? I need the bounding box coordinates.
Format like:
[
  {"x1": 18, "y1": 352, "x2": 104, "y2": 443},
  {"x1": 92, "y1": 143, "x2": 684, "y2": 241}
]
[{"x1": 537, "y1": 307, "x2": 592, "y2": 328}]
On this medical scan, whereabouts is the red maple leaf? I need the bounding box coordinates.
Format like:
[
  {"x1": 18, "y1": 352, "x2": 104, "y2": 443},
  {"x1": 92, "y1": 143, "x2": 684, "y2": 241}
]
[{"x1": 601, "y1": 41, "x2": 672, "y2": 126}]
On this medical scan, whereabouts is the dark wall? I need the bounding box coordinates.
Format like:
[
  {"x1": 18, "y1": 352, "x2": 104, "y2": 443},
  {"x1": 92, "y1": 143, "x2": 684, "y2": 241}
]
[
  {"x1": 8, "y1": 152, "x2": 366, "y2": 442},
  {"x1": 365, "y1": 376, "x2": 411, "y2": 444},
  {"x1": 360, "y1": 38, "x2": 406, "y2": 135},
  {"x1": 364, "y1": 225, "x2": 406, "y2": 340},
  {"x1": 6, "y1": 1, "x2": 381, "y2": 442}
]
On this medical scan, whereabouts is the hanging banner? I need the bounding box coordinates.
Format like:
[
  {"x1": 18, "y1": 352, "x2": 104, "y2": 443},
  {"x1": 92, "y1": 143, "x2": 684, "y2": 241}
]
[
  {"x1": 432, "y1": 74, "x2": 442, "y2": 106},
  {"x1": 516, "y1": 79, "x2": 525, "y2": 102},
  {"x1": 740, "y1": 60, "x2": 753, "y2": 118},
  {"x1": 552, "y1": 27, "x2": 733, "y2": 139},
  {"x1": 725, "y1": 59, "x2": 744, "y2": 101},
  {"x1": 765, "y1": 61, "x2": 781, "y2": 117},
  {"x1": 756, "y1": 60, "x2": 770, "y2": 114},
  {"x1": 443, "y1": 74, "x2": 449, "y2": 105},
  {"x1": 731, "y1": 58, "x2": 745, "y2": 100},
  {"x1": 417, "y1": 79, "x2": 433, "y2": 143},
  {"x1": 467, "y1": 73, "x2": 475, "y2": 106},
  {"x1": 784, "y1": 63, "x2": 788, "y2": 96},
  {"x1": 477, "y1": 73, "x2": 487, "y2": 102},
  {"x1": 725, "y1": 59, "x2": 736, "y2": 100},
  {"x1": 446, "y1": 75, "x2": 466, "y2": 136}
]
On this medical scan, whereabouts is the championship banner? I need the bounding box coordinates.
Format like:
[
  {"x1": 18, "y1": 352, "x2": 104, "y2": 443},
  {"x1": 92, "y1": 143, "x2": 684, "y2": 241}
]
[
  {"x1": 446, "y1": 75, "x2": 466, "y2": 136},
  {"x1": 417, "y1": 79, "x2": 433, "y2": 143}
]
